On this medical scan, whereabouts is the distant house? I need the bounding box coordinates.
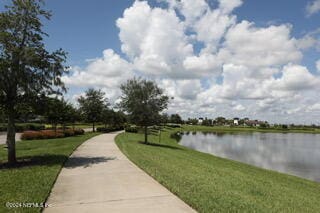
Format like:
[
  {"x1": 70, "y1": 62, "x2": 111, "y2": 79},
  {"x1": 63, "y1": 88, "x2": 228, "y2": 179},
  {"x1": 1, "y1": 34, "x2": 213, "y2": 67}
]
[
  {"x1": 245, "y1": 120, "x2": 266, "y2": 127},
  {"x1": 233, "y1": 118, "x2": 240, "y2": 126},
  {"x1": 198, "y1": 117, "x2": 204, "y2": 124}
]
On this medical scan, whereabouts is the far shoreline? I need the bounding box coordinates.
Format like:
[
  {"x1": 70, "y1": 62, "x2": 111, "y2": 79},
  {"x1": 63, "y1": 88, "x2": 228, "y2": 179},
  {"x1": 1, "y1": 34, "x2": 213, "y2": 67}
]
[{"x1": 180, "y1": 125, "x2": 320, "y2": 134}]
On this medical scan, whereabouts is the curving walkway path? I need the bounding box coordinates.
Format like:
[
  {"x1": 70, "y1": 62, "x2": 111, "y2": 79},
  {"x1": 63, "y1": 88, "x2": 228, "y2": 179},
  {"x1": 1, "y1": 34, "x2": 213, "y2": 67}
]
[
  {"x1": 0, "y1": 132, "x2": 21, "y2": 145},
  {"x1": 45, "y1": 132, "x2": 195, "y2": 213}
]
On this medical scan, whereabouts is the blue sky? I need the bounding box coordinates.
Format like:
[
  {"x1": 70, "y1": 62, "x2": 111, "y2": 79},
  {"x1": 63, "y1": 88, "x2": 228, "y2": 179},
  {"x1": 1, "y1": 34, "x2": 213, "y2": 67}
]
[
  {"x1": 2, "y1": 0, "x2": 317, "y2": 69},
  {"x1": 51, "y1": 0, "x2": 318, "y2": 72},
  {"x1": 1, "y1": 0, "x2": 320, "y2": 123}
]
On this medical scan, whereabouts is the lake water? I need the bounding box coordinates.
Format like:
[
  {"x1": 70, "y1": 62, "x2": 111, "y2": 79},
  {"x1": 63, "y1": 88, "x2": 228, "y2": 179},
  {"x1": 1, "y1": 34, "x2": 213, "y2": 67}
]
[{"x1": 178, "y1": 132, "x2": 320, "y2": 182}]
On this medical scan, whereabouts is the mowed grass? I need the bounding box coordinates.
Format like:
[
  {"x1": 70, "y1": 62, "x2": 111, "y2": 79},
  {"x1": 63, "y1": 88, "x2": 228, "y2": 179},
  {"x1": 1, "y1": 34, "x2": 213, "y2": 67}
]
[
  {"x1": 115, "y1": 129, "x2": 320, "y2": 213},
  {"x1": 0, "y1": 132, "x2": 99, "y2": 213}
]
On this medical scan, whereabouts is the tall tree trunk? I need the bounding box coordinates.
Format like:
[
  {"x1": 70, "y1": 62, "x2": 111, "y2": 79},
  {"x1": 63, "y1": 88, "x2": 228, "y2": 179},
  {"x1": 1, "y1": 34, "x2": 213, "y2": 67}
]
[
  {"x1": 93, "y1": 122, "x2": 95, "y2": 132},
  {"x1": 144, "y1": 126, "x2": 148, "y2": 144},
  {"x1": 6, "y1": 109, "x2": 16, "y2": 165}
]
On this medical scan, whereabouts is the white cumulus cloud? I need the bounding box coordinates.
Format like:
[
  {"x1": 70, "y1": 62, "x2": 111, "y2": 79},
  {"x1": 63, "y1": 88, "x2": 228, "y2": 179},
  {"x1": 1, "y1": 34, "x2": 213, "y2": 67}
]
[
  {"x1": 316, "y1": 59, "x2": 320, "y2": 72},
  {"x1": 64, "y1": 0, "x2": 320, "y2": 123},
  {"x1": 306, "y1": 0, "x2": 320, "y2": 16}
]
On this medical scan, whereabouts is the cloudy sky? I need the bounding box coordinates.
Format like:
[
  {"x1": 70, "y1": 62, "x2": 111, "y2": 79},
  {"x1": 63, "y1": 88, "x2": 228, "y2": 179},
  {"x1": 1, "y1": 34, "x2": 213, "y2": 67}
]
[{"x1": 1, "y1": 0, "x2": 320, "y2": 124}]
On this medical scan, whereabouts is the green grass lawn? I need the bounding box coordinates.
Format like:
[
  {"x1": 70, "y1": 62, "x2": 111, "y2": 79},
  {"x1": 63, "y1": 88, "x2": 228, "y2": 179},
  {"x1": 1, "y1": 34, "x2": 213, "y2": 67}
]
[
  {"x1": 116, "y1": 129, "x2": 320, "y2": 213},
  {"x1": 182, "y1": 125, "x2": 320, "y2": 134},
  {"x1": 0, "y1": 132, "x2": 99, "y2": 213}
]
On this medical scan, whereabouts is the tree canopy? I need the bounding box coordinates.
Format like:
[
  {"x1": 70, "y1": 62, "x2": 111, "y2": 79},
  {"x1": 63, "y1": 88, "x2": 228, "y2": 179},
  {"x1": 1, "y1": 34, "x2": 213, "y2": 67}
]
[
  {"x1": 0, "y1": 0, "x2": 68, "y2": 164},
  {"x1": 120, "y1": 78, "x2": 169, "y2": 143},
  {"x1": 78, "y1": 88, "x2": 107, "y2": 132},
  {"x1": 170, "y1": 114, "x2": 183, "y2": 124},
  {"x1": 43, "y1": 97, "x2": 77, "y2": 131}
]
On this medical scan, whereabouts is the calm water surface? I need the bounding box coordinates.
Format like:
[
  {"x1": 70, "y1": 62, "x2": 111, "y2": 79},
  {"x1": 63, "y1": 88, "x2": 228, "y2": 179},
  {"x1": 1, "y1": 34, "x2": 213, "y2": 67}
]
[{"x1": 179, "y1": 132, "x2": 320, "y2": 182}]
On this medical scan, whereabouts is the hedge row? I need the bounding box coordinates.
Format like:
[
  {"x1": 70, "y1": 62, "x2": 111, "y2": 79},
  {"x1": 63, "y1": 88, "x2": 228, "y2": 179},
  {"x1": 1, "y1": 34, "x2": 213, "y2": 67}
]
[
  {"x1": 21, "y1": 128, "x2": 85, "y2": 140},
  {"x1": 124, "y1": 126, "x2": 138, "y2": 133},
  {"x1": 96, "y1": 126, "x2": 124, "y2": 133},
  {"x1": 0, "y1": 123, "x2": 45, "y2": 132}
]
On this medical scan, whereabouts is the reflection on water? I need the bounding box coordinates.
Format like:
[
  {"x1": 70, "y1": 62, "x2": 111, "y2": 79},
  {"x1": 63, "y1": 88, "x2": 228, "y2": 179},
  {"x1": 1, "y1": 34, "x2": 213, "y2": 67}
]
[{"x1": 179, "y1": 132, "x2": 320, "y2": 182}]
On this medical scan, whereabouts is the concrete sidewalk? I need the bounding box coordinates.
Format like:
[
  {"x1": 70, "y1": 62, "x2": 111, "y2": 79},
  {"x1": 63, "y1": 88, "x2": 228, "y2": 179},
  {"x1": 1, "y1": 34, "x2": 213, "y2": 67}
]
[
  {"x1": 45, "y1": 133, "x2": 196, "y2": 213},
  {"x1": 0, "y1": 132, "x2": 22, "y2": 145}
]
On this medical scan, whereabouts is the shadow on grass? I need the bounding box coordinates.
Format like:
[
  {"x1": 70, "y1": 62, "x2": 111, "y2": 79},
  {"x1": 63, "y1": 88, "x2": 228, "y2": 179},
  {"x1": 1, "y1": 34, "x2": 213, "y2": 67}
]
[
  {"x1": 65, "y1": 156, "x2": 116, "y2": 168},
  {"x1": 0, "y1": 154, "x2": 67, "y2": 169},
  {"x1": 0, "y1": 155, "x2": 116, "y2": 169},
  {"x1": 138, "y1": 141, "x2": 182, "y2": 150}
]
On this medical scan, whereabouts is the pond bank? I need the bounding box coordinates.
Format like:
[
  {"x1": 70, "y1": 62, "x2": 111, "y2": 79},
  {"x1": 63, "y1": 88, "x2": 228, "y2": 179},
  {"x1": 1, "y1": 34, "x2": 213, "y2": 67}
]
[{"x1": 116, "y1": 129, "x2": 320, "y2": 212}]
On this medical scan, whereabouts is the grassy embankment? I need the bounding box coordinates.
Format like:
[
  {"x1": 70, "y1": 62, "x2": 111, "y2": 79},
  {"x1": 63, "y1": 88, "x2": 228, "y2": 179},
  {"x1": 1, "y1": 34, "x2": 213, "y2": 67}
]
[
  {"x1": 0, "y1": 132, "x2": 99, "y2": 213},
  {"x1": 116, "y1": 127, "x2": 320, "y2": 212}
]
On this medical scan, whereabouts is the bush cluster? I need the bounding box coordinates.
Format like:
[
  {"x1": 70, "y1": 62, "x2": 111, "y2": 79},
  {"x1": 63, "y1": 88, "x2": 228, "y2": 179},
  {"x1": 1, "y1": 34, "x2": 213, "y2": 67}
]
[
  {"x1": 63, "y1": 129, "x2": 75, "y2": 137},
  {"x1": 21, "y1": 128, "x2": 85, "y2": 140},
  {"x1": 124, "y1": 126, "x2": 138, "y2": 133},
  {"x1": 0, "y1": 123, "x2": 45, "y2": 132},
  {"x1": 96, "y1": 126, "x2": 124, "y2": 133},
  {"x1": 74, "y1": 128, "x2": 85, "y2": 135}
]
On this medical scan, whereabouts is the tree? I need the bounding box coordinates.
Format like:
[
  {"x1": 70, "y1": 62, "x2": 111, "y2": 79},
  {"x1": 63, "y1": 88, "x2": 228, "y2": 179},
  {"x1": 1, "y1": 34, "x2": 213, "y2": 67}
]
[
  {"x1": 215, "y1": 117, "x2": 226, "y2": 125},
  {"x1": 170, "y1": 114, "x2": 183, "y2": 124},
  {"x1": 0, "y1": 106, "x2": 5, "y2": 123},
  {"x1": 160, "y1": 113, "x2": 169, "y2": 125},
  {"x1": 64, "y1": 104, "x2": 80, "y2": 131},
  {"x1": 54, "y1": 99, "x2": 78, "y2": 131},
  {"x1": 202, "y1": 118, "x2": 213, "y2": 126},
  {"x1": 44, "y1": 97, "x2": 65, "y2": 132},
  {"x1": 78, "y1": 89, "x2": 107, "y2": 132},
  {"x1": 0, "y1": 0, "x2": 67, "y2": 164},
  {"x1": 101, "y1": 107, "x2": 112, "y2": 128},
  {"x1": 187, "y1": 118, "x2": 198, "y2": 125},
  {"x1": 110, "y1": 110, "x2": 127, "y2": 128},
  {"x1": 120, "y1": 78, "x2": 169, "y2": 144}
]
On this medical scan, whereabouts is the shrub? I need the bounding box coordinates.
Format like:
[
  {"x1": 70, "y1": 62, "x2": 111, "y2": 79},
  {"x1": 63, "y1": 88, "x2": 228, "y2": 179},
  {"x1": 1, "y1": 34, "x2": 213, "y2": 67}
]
[
  {"x1": 21, "y1": 130, "x2": 64, "y2": 140},
  {"x1": 97, "y1": 126, "x2": 124, "y2": 133},
  {"x1": 97, "y1": 127, "x2": 112, "y2": 133},
  {"x1": 258, "y1": 123, "x2": 269, "y2": 129},
  {"x1": 21, "y1": 131, "x2": 41, "y2": 140},
  {"x1": 63, "y1": 129, "x2": 75, "y2": 137},
  {"x1": 74, "y1": 128, "x2": 85, "y2": 135},
  {"x1": 41, "y1": 130, "x2": 64, "y2": 139},
  {"x1": 125, "y1": 126, "x2": 138, "y2": 133}
]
